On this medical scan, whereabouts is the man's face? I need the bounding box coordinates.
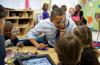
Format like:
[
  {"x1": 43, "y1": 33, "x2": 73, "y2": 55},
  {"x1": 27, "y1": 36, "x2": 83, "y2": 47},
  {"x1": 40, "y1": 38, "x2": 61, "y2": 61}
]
[
  {"x1": 44, "y1": 4, "x2": 49, "y2": 11},
  {"x1": 75, "y1": 6, "x2": 80, "y2": 12},
  {"x1": 69, "y1": 8, "x2": 75, "y2": 15},
  {"x1": 53, "y1": 15, "x2": 66, "y2": 30}
]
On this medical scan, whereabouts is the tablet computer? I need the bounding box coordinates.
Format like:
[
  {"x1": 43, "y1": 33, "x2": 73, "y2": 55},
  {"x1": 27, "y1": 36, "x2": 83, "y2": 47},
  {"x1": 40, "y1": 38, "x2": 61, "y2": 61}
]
[{"x1": 15, "y1": 54, "x2": 56, "y2": 65}]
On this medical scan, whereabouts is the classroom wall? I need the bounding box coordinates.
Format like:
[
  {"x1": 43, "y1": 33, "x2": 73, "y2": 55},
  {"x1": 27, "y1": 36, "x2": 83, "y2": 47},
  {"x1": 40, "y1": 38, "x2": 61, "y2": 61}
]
[
  {"x1": 51, "y1": 0, "x2": 78, "y2": 9},
  {"x1": 42, "y1": 0, "x2": 50, "y2": 4}
]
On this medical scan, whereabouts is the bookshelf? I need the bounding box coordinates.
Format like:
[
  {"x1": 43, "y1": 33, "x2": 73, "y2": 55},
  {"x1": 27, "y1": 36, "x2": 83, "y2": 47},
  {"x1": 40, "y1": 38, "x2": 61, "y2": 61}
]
[{"x1": 5, "y1": 10, "x2": 34, "y2": 39}]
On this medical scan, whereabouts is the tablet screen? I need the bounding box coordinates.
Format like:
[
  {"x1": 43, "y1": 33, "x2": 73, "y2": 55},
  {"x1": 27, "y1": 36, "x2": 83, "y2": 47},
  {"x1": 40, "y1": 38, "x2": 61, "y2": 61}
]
[{"x1": 22, "y1": 57, "x2": 52, "y2": 65}]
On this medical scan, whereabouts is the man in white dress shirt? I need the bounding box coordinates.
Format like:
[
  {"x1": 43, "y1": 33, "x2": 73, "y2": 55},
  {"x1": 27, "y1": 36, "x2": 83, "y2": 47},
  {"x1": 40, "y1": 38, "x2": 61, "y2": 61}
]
[{"x1": 27, "y1": 8, "x2": 76, "y2": 49}]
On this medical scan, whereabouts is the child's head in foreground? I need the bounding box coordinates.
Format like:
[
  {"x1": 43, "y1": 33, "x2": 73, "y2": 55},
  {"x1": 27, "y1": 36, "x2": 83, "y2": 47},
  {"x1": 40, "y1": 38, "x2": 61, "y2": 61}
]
[{"x1": 55, "y1": 33, "x2": 81, "y2": 65}]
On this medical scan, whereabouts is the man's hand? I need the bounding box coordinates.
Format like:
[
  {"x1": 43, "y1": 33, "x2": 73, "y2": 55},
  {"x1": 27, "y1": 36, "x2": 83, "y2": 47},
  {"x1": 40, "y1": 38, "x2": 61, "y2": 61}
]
[
  {"x1": 29, "y1": 39, "x2": 47, "y2": 50},
  {"x1": 36, "y1": 43, "x2": 47, "y2": 49},
  {"x1": 60, "y1": 30, "x2": 65, "y2": 37}
]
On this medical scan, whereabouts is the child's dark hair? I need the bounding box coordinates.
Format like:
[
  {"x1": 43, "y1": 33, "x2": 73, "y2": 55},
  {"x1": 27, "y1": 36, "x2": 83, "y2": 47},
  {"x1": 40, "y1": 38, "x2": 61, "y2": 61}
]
[
  {"x1": 55, "y1": 33, "x2": 81, "y2": 65},
  {"x1": 0, "y1": 4, "x2": 6, "y2": 19},
  {"x1": 73, "y1": 25, "x2": 92, "y2": 45},
  {"x1": 75, "y1": 4, "x2": 82, "y2": 9},
  {"x1": 42, "y1": 3, "x2": 48, "y2": 10}
]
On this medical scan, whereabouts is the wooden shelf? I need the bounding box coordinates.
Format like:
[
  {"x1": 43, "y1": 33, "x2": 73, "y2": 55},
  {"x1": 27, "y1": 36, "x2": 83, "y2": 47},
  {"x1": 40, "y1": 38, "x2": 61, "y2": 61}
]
[
  {"x1": 13, "y1": 26, "x2": 33, "y2": 29},
  {"x1": 5, "y1": 10, "x2": 34, "y2": 39},
  {"x1": 5, "y1": 17, "x2": 33, "y2": 19}
]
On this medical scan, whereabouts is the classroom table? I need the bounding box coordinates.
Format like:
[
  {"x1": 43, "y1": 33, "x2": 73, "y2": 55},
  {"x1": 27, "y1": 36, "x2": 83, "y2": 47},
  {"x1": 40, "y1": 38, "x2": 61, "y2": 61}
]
[
  {"x1": 6, "y1": 46, "x2": 100, "y2": 65},
  {"x1": 6, "y1": 46, "x2": 59, "y2": 64}
]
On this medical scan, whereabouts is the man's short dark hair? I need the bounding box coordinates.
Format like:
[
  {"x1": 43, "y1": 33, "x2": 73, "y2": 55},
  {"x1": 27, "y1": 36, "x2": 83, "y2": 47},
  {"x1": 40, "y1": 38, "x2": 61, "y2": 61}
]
[
  {"x1": 52, "y1": 4, "x2": 59, "y2": 10},
  {"x1": 61, "y1": 5, "x2": 67, "y2": 12},
  {"x1": 50, "y1": 8, "x2": 65, "y2": 19},
  {"x1": 0, "y1": 4, "x2": 5, "y2": 19}
]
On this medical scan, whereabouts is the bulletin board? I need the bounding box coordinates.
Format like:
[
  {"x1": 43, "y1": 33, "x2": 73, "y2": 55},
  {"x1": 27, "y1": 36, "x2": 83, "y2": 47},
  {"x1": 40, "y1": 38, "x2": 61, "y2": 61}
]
[{"x1": 82, "y1": 0, "x2": 100, "y2": 30}]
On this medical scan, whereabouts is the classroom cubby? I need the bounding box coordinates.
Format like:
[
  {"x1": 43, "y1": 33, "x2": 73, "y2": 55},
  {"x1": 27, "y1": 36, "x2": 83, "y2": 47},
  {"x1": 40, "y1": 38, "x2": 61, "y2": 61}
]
[{"x1": 5, "y1": 10, "x2": 34, "y2": 39}]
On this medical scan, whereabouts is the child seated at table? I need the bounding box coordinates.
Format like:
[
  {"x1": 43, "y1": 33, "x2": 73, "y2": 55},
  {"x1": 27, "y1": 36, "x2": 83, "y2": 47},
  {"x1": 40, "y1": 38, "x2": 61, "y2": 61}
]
[
  {"x1": 73, "y1": 25, "x2": 100, "y2": 65},
  {"x1": 4, "y1": 21, "x2": 19, "y2": 46},
  {"x1": 55, "y1": 33, "x2": 82, "y2": 65}
]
